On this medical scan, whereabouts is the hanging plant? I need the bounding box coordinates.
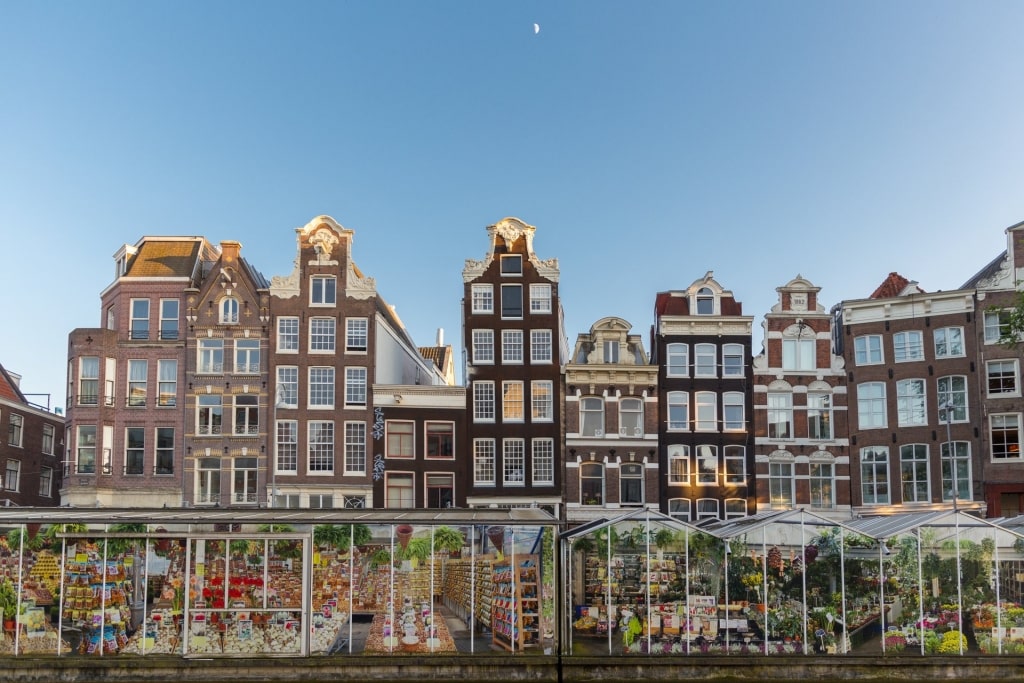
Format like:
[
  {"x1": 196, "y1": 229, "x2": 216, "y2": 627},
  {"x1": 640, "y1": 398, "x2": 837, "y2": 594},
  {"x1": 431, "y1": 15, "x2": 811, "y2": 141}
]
[
  {"x1": 106, "y1": 523, "x2": 147, "y2": 557},
  {"x1": 804, "y1": 544, "x2": 818, "y2": 564},
  {"x1": 431, "y1": 526, "x2": 464, "y2": 556},
  {"x1": 767, "y1": 546, "x2": 783, "y2": 574}
]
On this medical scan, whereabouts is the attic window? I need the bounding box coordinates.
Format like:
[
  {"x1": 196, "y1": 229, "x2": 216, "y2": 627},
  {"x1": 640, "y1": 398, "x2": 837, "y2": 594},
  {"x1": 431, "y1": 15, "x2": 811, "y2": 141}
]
[
  {"x1": 500, "y1": 255, "x2": 522, "y2": 276},
  {"x1": 220, "y1": 297, "x2": 238, "y2": 324},
  {"x1": 696, "y1": 287, "x2": 715, "y2": 315}
]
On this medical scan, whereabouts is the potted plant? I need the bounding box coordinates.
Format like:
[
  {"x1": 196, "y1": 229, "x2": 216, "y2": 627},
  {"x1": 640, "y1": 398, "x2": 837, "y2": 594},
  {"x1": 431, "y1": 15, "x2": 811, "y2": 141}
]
[
  {"x1": 0, "y1": 578, "x2": 18, "y2": 630},
  {"x1": 431, "y1": 526, "x2": 464, "y2": 558}
]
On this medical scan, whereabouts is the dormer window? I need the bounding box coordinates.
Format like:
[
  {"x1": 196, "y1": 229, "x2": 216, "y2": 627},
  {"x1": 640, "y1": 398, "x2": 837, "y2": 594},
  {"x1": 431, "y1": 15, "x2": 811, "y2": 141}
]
[
  {"x1": 500, "y1": 255, "x2": 522, "y2": 276},
  {"x1": 220, "y1": 297, "x2": 239, "y2": 324},
  {"x1": 695, "y1": 287, "x2": 715, "y2": 315},
  {"x1": 603, "y1": 340, "x2": 619, "y2": 363}
]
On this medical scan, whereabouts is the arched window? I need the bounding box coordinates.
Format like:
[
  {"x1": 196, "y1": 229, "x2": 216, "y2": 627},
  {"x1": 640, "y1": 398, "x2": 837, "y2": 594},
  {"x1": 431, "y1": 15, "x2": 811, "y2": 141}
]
[
  {"x1": 580, "y1": 462, "x2": 604, "y2": 505},
  {"x1": 668, "y1": 498, "x2": 691, "y2": 522},
  {"x1": 695, "y1": 287, "x2": 715, "y2": 315},
  {"x1": 220, "y1": 297, "x2": 239, "y2": 324}
]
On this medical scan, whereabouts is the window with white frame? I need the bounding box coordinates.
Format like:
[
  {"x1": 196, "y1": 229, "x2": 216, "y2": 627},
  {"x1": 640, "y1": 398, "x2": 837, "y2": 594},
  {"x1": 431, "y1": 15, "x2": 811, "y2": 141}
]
[
  {"x1": 893, "y1": 330, "x2": 924, "y2": 362},
  {"x1": 79, "y1": 356, "x2": 100, "y2": 405},
  {"x1": 471, "y1": 284, "x2": 494, "y2": 314},
  {"x1": 130, "y1": 298, "x2": 150, "y2": 339},
  {"x1": 722, "y1": 343, "x2": 744, "y2": 377},
  {"x1": 2, "y1": 460, "x2": 20, "y2": 492},
  {"x1": 127, "y1": 360, "x2": 147, "y2": 407},
  {"x1": 619, "y1": 398, "x2": 643, "y2": 436},
  {"x1": 991, "y1": 413, "x2": 1022, "y2": 460},
  {"x1": 42, "y1": 424, "x2": 54, "y2": 455},
  {"x1": 723, "y1": 392, "x2": 744, "y2": 431},
  {"x1": 896, "y1": 379, "x2": 927, "y2": 427},
  {"x1": 603, "y1": 340, "x2": 619, "y2": 363},
  {"x1": 580, "y1": 397, "x2": 604, "y2": 436},
  {"x1": 155, "y1": 359, "x2": 177, "y2": 408},
  {"x1": 620, "y1": 462, "x2": 643, "y2": 505},
  {"x1": 724, "y1": 445, "x2": 745, "y2": 485},
  {"x1": 668, "y1": 498, "x2": 691, "y2": 522},
  {"x1": 987, "y1": 360, "x2": 1019, "y2": 396},
  {"x1": 233, "y1": 457, "x2": 258, "y2": 503},
  {"x1": 695, "y1": 445, "x2": 717, "y2": 485},
  {"x1": 125, "y1": 427, "x2": 144, "y2": 475},
  {"x1": 854, "y1": 335, "x2": 883, "y2": 365},
  {"x1": 76, "y1": 425, "x2": 96, "y2": 474},
  {"x1": 502, "y1": 329, "x2": 523, "y2": 363},
  {"x1": 277, "y1": 317, "x2": 299, "y2": 352},
  {"x1": 767, "y1": 393, "x2": 793, "y2": 439},
  {"x1": 695, "y1": 392, "x2": 717, "y2": 431},
  {"x1": 783, "y1": 336, "x2": 815, "y2": 371},
  {"x1": 503, "y1": 439, "x2": 525, "y2": 485},
  {"x1": 695, "y1": 287, "x2": 715, "y2": 315},
  {"x1": 900, "y1": 444, "x2": 930, "y2": 503},
  {"x1": 159, "y1": 299, "x2": 179, "y2": 340},
  {"x1": 386, "y1": 420, "x2": 414, "y2": 458},
  {"x1": 346, "y1": 318, "x2": 368, "y2": 352},
  {"x1": 696, "y1": 498, "x2": 719, "y2": 520},
  {"x1": 473, "y1": 382, "x2": 495, "y2": 422},
  {"x1": 695, "y1": 343, "x2": 717, "y2": 377},
  {"x1": 473, "y1": 439, "x2": 496, "y2": 485},
  {"x1": 309, "y1": 494, "x2": 334, "y2": 509},
  {"x1": 196, "y1": 458, "x2": 220, "y2": 505},
  {"x1": 666, "y1": 343, "x2": 688, "y2": 377},
  {"x1": 39, "y1": 467, "x2": 53, "y2": 498},
  {"x1": 809, "y1": 462, "x2": 834, "y2": 509},
  {"x1": 501, "y1": 284, "x2": 523, "y2": 318},
  {"x1": 198, "y1": 339, "x2": 224, "y2": 374},
  {"x1": 667, "y1": 392, "x2": 688, "y2": 431},
  {"x1": 426, "y1": 473, "x2": 455, "y2": 508},
  {"x1": 500, "y1": 254, "x2": 523, "y2": 275},
  {"x1": 426, "y1": 421, "x2": 455, "y2": 458},
  {"x1": 807, "y1": 393, "x2": 832, "y2": 440},
  {"x1": 197, "y1": 395, "x2": 223, "y2": 435},
  {"x1": 309, "y1": 367, "x2": 335, "y2": 408},
  {"x1": 472, "y1": 329, "x2": 494, "y2": 364},
  {"x1": 502, "y1": 381, "x2": 524, "y2": 422},
  {"x1": 220, "y1": 297, "x2": 239, "y2": 324},
  {"x1": 937, "y1": 376, "x2": 968, "y2": 422},
  {"x1": 857, "y1": 382, "x2": 888, "y2": 429},
  {"x1": 277, "y1": 366, "x2": 298, "y2": 407},
  {"x1": 311, "y1": 275, "x2": 336, "y2": 305},
  {"x1": 345, "y1": 367, "x2": 367, "y2": 406},
  {"x1": 385, "y1": 472, "x2": 414, "y2": 508},
  {"x1": 530, "y1": 329, "x2": 553, "y2": 363},
  {"x1": 860, "y1": 446, "x2": 890, "y2": 505},
  {"x1": 724, "y1": 498, "x2": 747, "y2": 519},
  {"x1": 934, "y1": 327, "x2": 964, "y2": 358},
  {"x1": 984, "y1": 310, "x2": 1012, "y2": 344},
  {"x1": 234, "y1": 395, "x2": 259, "y2": 435},
  {"x1": 234, "y1": 340, "x2": 259, "y2": 374},
  {"x1": 344, "y1": 421, "x2": 364, "y2": 475},
  {"x1": 308, "y1": 421, "x2": 335, "y2": 473},
  {"x1": 941, "y1": 441, "x2": 971, "y2": 502},
  {"x1": 769, "y1": 461, "x2": 794, "y2": 508},
  {"x1": 310, "y1": 317, "x2": 336, "y2": 352},
  {"x1": 532, "y1": 438, "x2": 554, "y2": 486},
  {"x1": 343, "y1": 495, "x2": 365, "y2": 509},
  {"x1": 531, "y1": 380, "x2": 553, "y2": 422},
  {"x1": 580, "y1": 462, "x2": 603, "y2": 504},
  {"x1": 667, "y1": 444, "x2": 690, "y2": 484},
  {"x1": 530, "y1": 284, "x2": 552, "y2": 313},
  {"x1": 276, "y1": 420, "x2": 298, "y2": 472}
]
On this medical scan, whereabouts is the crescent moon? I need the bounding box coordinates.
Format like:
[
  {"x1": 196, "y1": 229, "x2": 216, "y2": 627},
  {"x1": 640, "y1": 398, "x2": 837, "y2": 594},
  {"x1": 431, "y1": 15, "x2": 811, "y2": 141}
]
[{"x1": 533, "y1": 23, "x2": 540, "y2": 34}]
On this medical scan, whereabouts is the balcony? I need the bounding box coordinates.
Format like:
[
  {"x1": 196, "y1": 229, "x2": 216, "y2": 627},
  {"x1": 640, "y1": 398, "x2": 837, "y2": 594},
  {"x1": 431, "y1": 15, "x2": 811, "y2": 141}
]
[
  {"x1": 159, "y1": 328, "x2": 179, "y2": 341},
  {"x1": 129, "y1": 328, "x2": 149, "y2": 340},
  {"x1": 197, "y1": 363, "x2": 224, "y2": 374},
  {"x1": 234, "y1": 425, "x2": 260, "y2": 436},
  {"x1": 234, "y1": 363, "x2": 261, "y2": 375},
  {"x1": 233, "y1": 492, "x2": 257, "y2": 504},
  {"x1": 197, "y1": 425, "x2": 223, "y2": 436}
]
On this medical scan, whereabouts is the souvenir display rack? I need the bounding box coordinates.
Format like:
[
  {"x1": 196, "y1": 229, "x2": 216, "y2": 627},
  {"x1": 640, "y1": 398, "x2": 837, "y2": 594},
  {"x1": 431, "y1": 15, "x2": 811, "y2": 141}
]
[{"x1": 492, "y1": 555, "x2": 539, "y2": 651}]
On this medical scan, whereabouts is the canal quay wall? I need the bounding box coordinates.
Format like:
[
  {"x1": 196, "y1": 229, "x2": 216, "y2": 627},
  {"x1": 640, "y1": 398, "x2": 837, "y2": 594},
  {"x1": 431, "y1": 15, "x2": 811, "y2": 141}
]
[{"x1": 1, "y1": 655, "x2": 1023, "y2": 683}]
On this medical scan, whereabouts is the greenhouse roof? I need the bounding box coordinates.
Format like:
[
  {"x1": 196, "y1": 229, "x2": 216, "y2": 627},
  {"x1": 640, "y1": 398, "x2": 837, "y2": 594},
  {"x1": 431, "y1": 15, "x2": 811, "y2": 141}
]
[
  {"x1": 559, "y1": 509, "x2": 698, "y2": 540},
  {"x1": 844, "y1": 510, "x2": 1015, "y2": 540},
  {"x1": 700, "y1": 508, "x2": 846, "y2": 540}
]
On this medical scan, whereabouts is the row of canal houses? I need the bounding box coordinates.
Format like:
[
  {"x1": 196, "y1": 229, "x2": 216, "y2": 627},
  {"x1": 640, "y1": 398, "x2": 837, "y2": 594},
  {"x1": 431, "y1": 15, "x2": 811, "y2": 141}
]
[{"x1": 31, "y1": 215, "x2": 1024, "y2": 528}]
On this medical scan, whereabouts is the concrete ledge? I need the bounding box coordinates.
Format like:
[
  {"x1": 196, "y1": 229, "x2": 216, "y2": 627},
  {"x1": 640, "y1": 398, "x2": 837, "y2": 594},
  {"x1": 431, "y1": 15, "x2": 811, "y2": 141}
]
[{"x1": 3, "y1": 654, "x2": 1024, "y2": 683}]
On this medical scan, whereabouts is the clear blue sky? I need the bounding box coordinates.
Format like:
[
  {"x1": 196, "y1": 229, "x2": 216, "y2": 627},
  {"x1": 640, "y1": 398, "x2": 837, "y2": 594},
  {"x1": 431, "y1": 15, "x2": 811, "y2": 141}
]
[{"x1": 2, "y1": 1, "x2": 1024, "y2": 409}]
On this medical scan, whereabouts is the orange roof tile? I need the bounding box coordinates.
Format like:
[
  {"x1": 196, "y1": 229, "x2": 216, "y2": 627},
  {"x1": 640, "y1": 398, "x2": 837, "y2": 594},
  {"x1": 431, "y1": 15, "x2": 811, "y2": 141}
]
[
  {"x1": 870, "y1": 272, "x2": 915, "y2": 299},
  {"x1": 126, "y1": 240, "x2": 202, "y2": 277}
]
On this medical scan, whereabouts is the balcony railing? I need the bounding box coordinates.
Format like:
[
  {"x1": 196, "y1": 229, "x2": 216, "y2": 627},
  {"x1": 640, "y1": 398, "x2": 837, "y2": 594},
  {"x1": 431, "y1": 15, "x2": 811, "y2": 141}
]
[
  {"x1": 234, "y1": 363, "x2": 261, "y2": 374},
  {"x1": 234, "y1": 425, "x2": 260, "y2": 436},
  {"x1": 198, "y1": 363, "x2": 224, "y2": 374},
  {"x1": 129, "y1": 328, "x2": 149, "y2": 340},
  {"x1": 197, "y1": 425, "x2": 223, "y2": 436},
  {"x1": 233, "y1": 492, "x2": 257, "y2": 504},
  {"x1": 78, "y1": 394, "x2": 99, "y2": 406},
  {"x1": 159, "y1": 328, "x2": 179, "y2": 340}
]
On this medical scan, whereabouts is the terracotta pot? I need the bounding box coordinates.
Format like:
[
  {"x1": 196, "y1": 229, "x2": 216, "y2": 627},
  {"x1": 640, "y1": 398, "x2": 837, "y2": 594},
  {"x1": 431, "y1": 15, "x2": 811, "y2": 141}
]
[
  {"x1": 396, "y1": 525, "x2": 414, "y2": 550},
  {"x1": 486, "y1": 526, "x2": 505, "y2": 553}
]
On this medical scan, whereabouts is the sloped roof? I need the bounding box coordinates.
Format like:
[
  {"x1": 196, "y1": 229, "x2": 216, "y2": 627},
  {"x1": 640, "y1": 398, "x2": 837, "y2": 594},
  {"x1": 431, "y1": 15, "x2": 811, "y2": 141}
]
[
  {"x1": 961, "y1": 250, "x2": 1007, "y2": 289},
  {"x1": 418, "y1": 345, "x2": 450, "y2": 370},
  {"x1": 126, "y1": 239, "x2": 203, "y2": 278},
  {"x1": 869, "y1": 272, "x2": 919, "y2": 299},
  {"x1": 0, "y1": 363, "x2": 26, "y2": 403}
]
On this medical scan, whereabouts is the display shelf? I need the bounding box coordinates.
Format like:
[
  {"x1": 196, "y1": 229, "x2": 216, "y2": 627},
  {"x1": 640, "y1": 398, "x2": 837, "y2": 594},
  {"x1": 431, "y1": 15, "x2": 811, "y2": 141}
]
[{"x1": 492, "y1": 555, "x2": 539, "y2": 651}]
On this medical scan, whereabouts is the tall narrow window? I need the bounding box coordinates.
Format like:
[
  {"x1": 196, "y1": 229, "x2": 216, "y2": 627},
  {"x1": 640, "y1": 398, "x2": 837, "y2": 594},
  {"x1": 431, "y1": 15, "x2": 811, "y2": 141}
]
[
  {"x1": 860, "y1": 446, "x2": 890, "y2": 505},
  {"x1": 473, "y1": 382, "x2": 495, "y2": 422},
  {"x1": 276, "y1": 420, "x2": 298, "y2": 472},
  {"x1": 722, "y1": 344, "x2": 744, "y2": 376},
  {"x1": 42, "y1": 424, "x2": 55, "y2": 455},
  {"x1": 159, "y1": 299, "x2": 179, "y2": 340},
  {"x1": 695, "y1": 287, "x2": 714, "y2": 315},
  {"x1": 234, "y1": 395, "x2": 259, "y2": 435},
  {"x1": 197, "y1": 395, "x2": 223, "y2": 435},
  {"x1": 345, "y1": 367, "x2": 367, "y2": 406},
  {"x1": 503, "y1": 439, "x2": 525, "y2": 485},
  {"x1": 502, "y1": 330, "x2": 523, "y2": 363},
  {"x1": 603, "y1": 340, "x2": 620, "y2": 363},
  {"x1": 768, "y1": 393, "x2": 793, "y2": 439},
  {"x1": 472, "y1": 330, "x2": 494, "y2": 364},
  {"x1": 666, "y1": 343, "x2": 688, "y2": 377},
  {"x1": 724, "y1": 445, "x2": 745, "y2": 484},
  {"x1": 474, "y1": 439, "x2": 496, "y2": 485},
  {"x1": 220, "y1": 297, "x2": 239, "y2": 324},
  {"x1": 308, "y1": 421, "x2": 335, "y2": 473},
  {"x1": 769, "y1": 461, "x2": 794, "y2": 508},
  {"x1": 531, "y1": 380, "x2": 553, "y2": 422},
  {"x1": 857, "y1": 382, "x2": 887, "y2": 429},
  {"x1": 157, "y1": 359, "x2": 177, "y2": 406},
  {"x1": 130, "y1": 299, "x2": 150, "y2": 339},
  {"x1": 620, "y1": 462, "x2": 643, "y2": 505},
  {"x1": 695, "y1": 344, "x2": 716, "y2": 377},
  {"x1": 900, "y1": 444, "x2": 930, "y2": 503},
  {"x1": 346, "y1": 318, "x2": 368, "y2": 352},
  {"x1": 501, "y1": 284, "x2": 523, "y2": 318},
  {"x1": 530, "y1": 329, "x2": 553, "y2": 363},
  {"x1": 580, "y1": 397, "x2": 604, "y2": 436},
  {"x1": 502, "y1": 381, "x2": 524, "y2": 422},
  {"x1": 277, "y1": 317, "x2": 299, "y2": 352},
  {"x1": 39, "y1": 467, "x2": 53, "y2": 498},
  {"x1": 79, "y1": 357, "x2": 100, "y2": 405},
  {"x1": 941, "y1": 441, "x2": 971, "y2": 503},
  {"x1": 309, "y1": 367, "x2": 335, "y2": 408},
  {"x1": 783, "y1": 336, "x2": 815, "y2": 371},
  {"x1": 344, "y1": 422, "x2": 366, "y2": 474},
  {"x1": 76, "y1": 425, "x2": 96, "y2": 474},
  {"x1": 809, "y1": 462, "x2": 834, "y2": 508},
  {"x1": 310, "y1": 317, "x2": 336, "y2": 352},
  {"x1": 233, "y1": 458, "x2": 258, "y2": 503},
  {"x1": 234, "y1": 340, "x2": 260, "y2": 374},
  {"x1": 695, "y1": 445, "x2": 717, "y2": 484},
  {"x1": 896, "y1": 379, "x2": 927, "y2": 426},
  {"x1": 125, "y1": 427, "x2": 145, "y2": 475},
  {"x1": 668, "y1": 445, "x2": 690, "y2": 485},
  {"x1": 695, "y1": 392, "x2": 717, "y2": 431},
  {"x1": 580, "y1": 462, "x2": 603, "y2": 504},
  {"x1": 427, "y1": 474, "x2": 455, "y2": 508},
  {"x1": 127, "y1": 360, "x2": 148, "y2": 407},
  {"x1": 937, "y1": 376, "x2": 968, "y2": 423},
  {"x1": 156, "y1": 428, "x2": 174, "y2": 475},
  {"x1": 619, "y1": 398, "x2": 643, "y2": 436},
  {"x1": 198, "y1": 339, "x2": 224, "y2": 374},
  {"x1": 723, "y1": 392, "x2": 745, "y2": 431},
  {"x1": 532, "y1": 438, "x2": 554, "y2": 486},
  {"x1": 197, "y1": 458, "x2": 221, "y2": 505},
  {"x1": 7, "y1": 414, "x2": 22, "y2": 448},
  {"x1": 276, "y1": 366, "x2": 298, "y2": 407},
  {"x1": 807, "y1": 393, "x2": 832, "y2": 440},
  {"x1": 4, "y1": 461, "x2": 20, "y2": 492},
  {"x1": 667, "y1": 392, "x2": 688, "y2": 431}
]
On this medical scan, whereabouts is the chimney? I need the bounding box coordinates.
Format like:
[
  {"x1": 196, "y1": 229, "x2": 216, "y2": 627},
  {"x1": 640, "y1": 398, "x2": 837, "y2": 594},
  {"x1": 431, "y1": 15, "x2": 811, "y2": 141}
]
[
  {"x1": 220, "y1": 241, "x2": 242, "y2": 264},
  {"x1": 436, "y1": 328, "x2": 444, "y2": 346}
]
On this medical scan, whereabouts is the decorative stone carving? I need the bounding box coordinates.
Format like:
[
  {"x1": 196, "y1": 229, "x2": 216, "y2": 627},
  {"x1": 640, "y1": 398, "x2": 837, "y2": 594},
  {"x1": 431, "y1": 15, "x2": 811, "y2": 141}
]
[
  {"x1": 345, "y1": 262, "x2": 377, "y2": 300},
  {"x1": 977, "y1": 255, "x2": 1012, "y2": 291},
  {"x1": 309, "y1": 229, "x2": 339, "y2": 260}
]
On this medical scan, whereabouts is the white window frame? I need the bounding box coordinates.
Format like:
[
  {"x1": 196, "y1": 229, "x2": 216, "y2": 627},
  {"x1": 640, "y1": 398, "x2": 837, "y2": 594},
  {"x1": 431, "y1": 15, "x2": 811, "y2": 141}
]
[
  {"x1": 234, "y1": 340, "x2": 259, "y2": 375},
  {"x1": 724, "y1": 445, "x2": 746, "y2": 485},
  {"x1": 473, "y1": 382, "x2": 495, "y2": 422},
  {"x1": 695, "y1": 444, "x2": 717, "y2": 485},
  {"x1": 159, "y1": 299, "x2": 179, "y2": 341},
  {"x1": 619, "y1": 462, "x2": 644, "y2": 505},
  {"x1": 694, "y1": 343, "x2": 717, "y2": 378},
  {"x1": 857, "y1": 382, "x2": 888, "y2": 429},
  {"x1": 344, "y1": 367, "x2": 367, "y2": 407},
  {"x1": 580, "y1": 397, "x2": 604, "y2": 437},
  {"x1": 503, "y1": 438, "x2": 526, "y2": 486},
  {"x1": 309, "y1": 317, "x2": 337, "y2": 353},
  {"x1": 666, "y1": 343, "x2": 688, "y2": 377},
  {"x1": 531, "y1": 380, "x2": 553, "y2": 422},
  {"x1": 783, "y1": 336, "x2": 815, "y2": 371},
  {"x1": 197, "y1": 395, "x2": 223, "y2": 435},
  {"x1": 860, "y1": 446, "x2": 890, "y2": 505},
  {"x1": 501, "y1": 283, "x2": 524, "y2": 319},
  {"x1": 769, "y1": 460, "x2": 794, "y2": 508},
  {"x1": 900, "y1": 443, "x2": 931, "y2": 504},
  {"x1": 129, "y1": 298, "x2": 150, "y2": 340},
  {"x1": 937, "y1": 375, "x2": 969, "y2": 423},
  {"x1": 530, "y1": 329, "x2": 553, "y2": 364},
  {"x1": 308, "y1": 420, "x2": 335, "y2": 474},
  {"x1": 472, "y1": 329, "x2": 494, "y2": 364},
  {"x1": 893, "y1": 330, "x2": 924, "y2": 363},
  {"x1": 42, "y1": 424, "x2": 55, "y2": 455},
  {"x1": 385, "y1": 471, "x2": 415, "y2": 508},
  {"x1": 276, "y1": 366, "x2": 298, "y2": 407},
  {"x1": 276, "y1": 419, "x2": 298, "y2": 473},
  {"x1": 941, "y1": 441, "x2": 971, "y2": 503},
  {"x1": 695, "y1": 392, "x2": 717, "y2": 432},
  {"x1": 854, "y1": 335, "x2": 883, "y2": 365},
  {"x1": 667, "y1": 445, "x2": 690, "y2": 485},
  {"x1": 473, "y1": 439, "x2": 496, "y2": 485},
  {"x1": 934, "y1": 326, "x2": 964, "y2": 358},
  {"x1": 345, "y1": 317, "x2": 368, "y2": 353},
  {"x1": 502, "y1": 329, "x2": 523, "y2": 364},
  {"x1": 987, "y1": 359, "x2": 1020, "y2": 397},
  {"x1": 502, "y1": 381, "x2": 524, "y2": 422},
  {"x1": 618, "y1": 397, "x2": 643, "y2": 436},
  {"x1": 220, "y1": 297, "x2": 239, "y2": 325},
  {"x1": 532, "y1": 438, "x2": 555, "y2": 486},
  {"x1": 127, "y1": 359, "x2": 148, "y2": 407},
  {"x1": 500, "y1": 254, "x2": 523, "y2": 276},
  {"x1": 471, "y1": 284, "x2": 494, "y2": 314},
  {"x1": 991, "y1": 413, "x2": 1023, "y2": 461},
  {"x1": 530, "y1": 284, "x2": 552, "y2": 313},
  {"x1": 896, "y1": 378, "x2": 927, "y2": 427},
  {"x1": 277, "y1": 316, "x2": 299, "y2": 353},
  {"x1": 308, "y1": 366, "x2": 336, "y2": 409},
  {"x1": 346, "y1": 422, "x2": 368, "y2": 474},
  {"x1": 807, "y1": 393, "x2": 832, "y2": 440},
  {"x1": 233, "y1": 395, "x2": 259, "y2": 435},
  {"x1": 696, "y1": 498, "x2": 719, "y2": 521},
  {"x1": 426, "y1": 421, "x2": 455, "y2": 459},
  {"x1": 722, "y1": 343, "x2": 744, "y2": 377},
  {"x1": 767, "y1": 392, "x2": 793, "y2": 439},
  {"x1": 809, "y1": 462, "x2": 835, "y2": 509},
  {"x1": 723, "y1": 391, "x2": 744, "y2": 431},
  {"x1": 232, "y1": 457, "x2": 259, "y2": 504},
  {"x1": 310, "y1": 275, "x2": 337, "y2": 306},
  {"x1": 984, "y1": 310, "x2": 1012, "y2": 344},
  {"x1": 198, "y1": 339, "x2": 224, "y2": 374},
  {"x1": 668, "y1": 498, "x2": 691, "y2": 522},
  {"x1": 724, "y1": 498, "x2": 747, "y2": 519}
]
